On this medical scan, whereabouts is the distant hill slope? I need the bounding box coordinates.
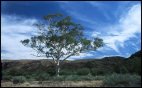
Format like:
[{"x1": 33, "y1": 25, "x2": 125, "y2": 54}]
[
  {"x1": 125, "y1": 50, "x2": 141, "y2": 75},
  {"x1": 129, "y1": 50, "x2": 141, "y2": 59},
  {"x1": 2, "y1": 50, "x2": 141, "y2": 76}
]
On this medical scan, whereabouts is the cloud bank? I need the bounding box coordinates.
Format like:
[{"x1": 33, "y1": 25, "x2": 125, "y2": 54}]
[
  {"x1": 1, "y1": 2, "x2": 141, "y2": 60},
  {"x1": 1, "y1": 15, "x2": 47, "y2": 60},
  {"x1": 93, "y1": 4, "x2": 141, "y2": 53}
]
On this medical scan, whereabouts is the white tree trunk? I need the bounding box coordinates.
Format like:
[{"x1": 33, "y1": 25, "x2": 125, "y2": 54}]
[{"x1": 56, "y1": 60, "x2": 60, "y2": 77}]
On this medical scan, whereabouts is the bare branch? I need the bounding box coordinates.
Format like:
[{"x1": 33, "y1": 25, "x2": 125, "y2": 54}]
[{"x1": 61, "y1": 52, "x2": 76, "y2": 64}]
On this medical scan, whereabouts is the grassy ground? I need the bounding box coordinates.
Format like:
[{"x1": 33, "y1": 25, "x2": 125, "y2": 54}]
[
  {"x1": 1, "y1": 74, "x2": 141, "y2": 87},
  {"x1": 1, "y1": 80, "x2": 103, "y2": 87}
]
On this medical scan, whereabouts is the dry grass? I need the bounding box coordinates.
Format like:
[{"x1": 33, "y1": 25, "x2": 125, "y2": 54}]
[{"x1": 1, "y1": 80, "x2": 103, "y2": 87}]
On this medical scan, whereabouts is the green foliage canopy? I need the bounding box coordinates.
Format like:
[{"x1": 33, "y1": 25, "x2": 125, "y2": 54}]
[{"x1": 21, "y1": 14, "x2": 104, "y2": 63}]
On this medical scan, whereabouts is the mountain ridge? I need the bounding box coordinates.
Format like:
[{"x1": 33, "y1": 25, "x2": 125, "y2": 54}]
[{"x1": 2, "y1": 50, "x2": 141, "y2": 76}]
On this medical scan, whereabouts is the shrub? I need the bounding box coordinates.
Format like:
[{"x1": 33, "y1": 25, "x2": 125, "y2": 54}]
[
  {"x1": 47, "y1": 67, "x2": 56, "y2": 76},
  {"x1": 48, "y1": 75, "x2": 93, "y2": 81},
  {"x1": 85, "y1": 61, "x2": 96, "y2": 69},
  {"x1": 2, "y1": 75, "x2": 12, "y2": 81},
  {"x1": 25, "y1": 75, "x2": 31, "y2": 79},
  {"x1": 29, "y1": 73, "x2": 37, "y2": 80},
  {"x1": 35, "y1": 73, "x2": 49, "y2": 81},
  {"x1": 120, "y1": 66, "x2": 128, "y2": 74},
  {"x1": 91, "y1": 68, "x2": 97, "y2": 76},
  {"x1": 44, "y1": 75, "x2": 104, "y2": 81},
  {"x1": 78, "y1": 75, "x2": 94, "y2": 81},
  {"x1": 91, "y1": 68, "x2": 105, "y2": 76},
  {"x1": 28, "y1": 77, "x2": 35, "y2": 82},
  {"x1": 77, "y1": 75, "x2": 104, "y2": 81},
  {"x1": 93, "y1": 75, "x2": 104, "y2": 80},
  {"x1": 52, "y1": 75, "x2": 66, "y2": 81},
  {"x1": 65, "y1": 75, "x2": 96, "y2": 81},
  {"x1": 103, "y1": 73, "x2": 141, "y2": 87},
  {"x1": 59, "y1": 69, "x2": 74, "y2": 75},
  {"x1": 12, "y1": 76, "x2": 26, "y2": 84},
  {"x1": 76, "y1": 68, "x2": 90, "y2": 75},
  {"x1": 7, "y1": 68, "x2": 26, "y2": 76},
  {"x1": 66, "y1": 75, "x2": 104, "y2": 81},
  {"x1": 65, "y1": 75, "x2": 79, "y2": 81}
]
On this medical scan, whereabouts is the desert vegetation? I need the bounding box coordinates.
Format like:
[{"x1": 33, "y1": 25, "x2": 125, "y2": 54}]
[{"x1": 1, "y1": 50, "x2": 141, "y2": 87}]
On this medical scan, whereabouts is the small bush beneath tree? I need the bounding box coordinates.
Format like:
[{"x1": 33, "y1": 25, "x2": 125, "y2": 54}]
[
  {"x1": 2, "y1": 75, "x2": 12, "y2": 81},
  {"x1": 12, "y1": 76, "x2": 26, "y2": 84},
  {"x1": 76, "y1": 68, "x2": 90, "y2": 75},
  {"x1": 60, "y1": 69, "x2": 75, "y2": 75}
]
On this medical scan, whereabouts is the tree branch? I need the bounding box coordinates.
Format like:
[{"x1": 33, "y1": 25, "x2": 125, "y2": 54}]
[{"x1": 61, "y1": 53, "x2": 75, "y2": 63}]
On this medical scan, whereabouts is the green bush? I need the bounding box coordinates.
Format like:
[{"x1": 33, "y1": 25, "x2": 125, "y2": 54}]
[
  {"x1": 35, "y1": 73, "x2": 49, "y2": 81},
  {"x1": 24, "y1": 75, "x2": 30, "y2": 79},
  {"x1": 48, "y1": 75, "x2": 96, "y2": 81},
  {"x1": 76, "y1": 68, "x2": 90, "y2": 75},
  {"x1": 85, "y1": 61, "x2": 96, "y2": 69},
  {"x1": 65, "y1": 75, "x2": 98, "y2": 81},
  {"x1": 52, "y1": 76, "x2": 66, "y2": 81},
  {"x1": 93, "y1": 75, "x2": 104, "y2": 80},
  {"x1": 60, "y1": 69, "x2": 75, "y2": 75},
  {"x1": 64, "y1": 75, "x2": 104, "y2": 81},
  {"x1": 12, "y1": 76, "x2": 26, "y2": 84},
  {"x1": 103, "y1": 73, "x2": 141, "y2": 87},
  {"x1": 65, "y1": 75, "x2": 79, "y2": 81},
  {"x1": 46, "y1": 67, "x2": 56, "y2": 76},
  {"x1": 2, "y1": 75, "x2": 12, "y2": 81},
  {"x1": 91, "y1": 68, "x2": 97, "y2": 76},
  {"x1": 128, "y1": 57, "x2": 141, "y2": 75},
  {"x1": 7, "y1": 69, "x2": 25, "y2": 76},
  {"x1": 78, "y1": 75, "x2": 94, "y2": 81},
  {"x1": 91, "y1": 68, "x2": 105, "y2": 76},
  {"x1": 120, "y1": 66, "x2": 128, "y2": 74}
]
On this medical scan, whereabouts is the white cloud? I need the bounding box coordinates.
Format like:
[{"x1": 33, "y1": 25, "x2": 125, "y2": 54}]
[
  {"x1": 70, "y1": 53, "x2": 94, "y2": 60},
  {"x1": 91, "y1": 31, "x2": 101, "y2": 37},
  {"x1": 1, "y1": 14, "x2": 94, "y2": 60},
  {"x1": 1, "y1": 3, "x2": 140, "y2": 60},
  {"x1": 1, "y1": 15, "x2": 47, "y2": 60},
  {"x1": 92, "y1": 4, "x2": 141, "y2": 53}
]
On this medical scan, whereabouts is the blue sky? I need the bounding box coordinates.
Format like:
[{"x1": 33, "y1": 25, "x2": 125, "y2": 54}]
[{"x1": 1, "y1": 1, "x2": 141, "y2": 60}]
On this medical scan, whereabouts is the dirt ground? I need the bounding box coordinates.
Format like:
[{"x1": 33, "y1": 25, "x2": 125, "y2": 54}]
[{"x1": 1, "y1": 80, "x2": 103, "y2": 87}]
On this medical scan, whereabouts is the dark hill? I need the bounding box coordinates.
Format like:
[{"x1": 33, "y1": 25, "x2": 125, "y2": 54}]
[
  {"x1": 125, "y1": 50, "x2": 141, "y2": 75},
  {"x1": 2, "y1": 50, "x2": 141, "y2": 77},
  {"x1": 129, "y1": 50, "x2": 141, "y2": 59}
]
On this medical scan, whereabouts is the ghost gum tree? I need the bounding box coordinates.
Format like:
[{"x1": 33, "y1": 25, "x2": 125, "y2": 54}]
[{"x1": 21, "y1": 14, "x2": 104, "y2": 77}]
